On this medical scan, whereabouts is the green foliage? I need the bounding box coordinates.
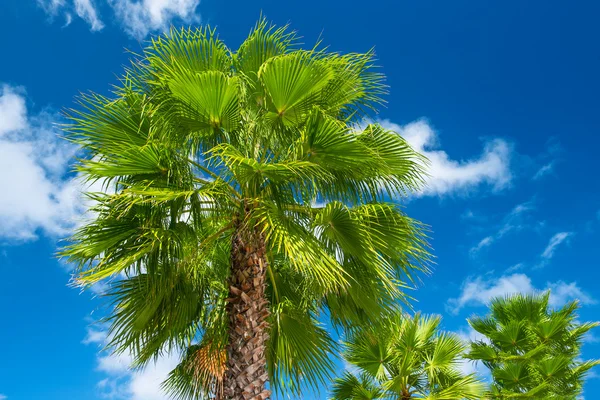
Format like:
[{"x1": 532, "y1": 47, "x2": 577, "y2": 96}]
[
  {"x1": 60, "y1": 17, "x2": 432, "y2": 399},
  {"x1": 332, "y1": 313, "x2": 485, "y2": 399},
  {"x1": 466, "y1": 292, "x2": 600, "y2": 399}
]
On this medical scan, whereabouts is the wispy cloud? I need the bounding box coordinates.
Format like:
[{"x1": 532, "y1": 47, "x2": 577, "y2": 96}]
[
  {"x1": 469, "y1": 200, "x2": 536, "y2": 255},
  {"x1": 533, "y1": 162, "x2": 554, "y2": 180},
  {"x1": 38, "y1": 0, "x2": 103, "y2": 31},
  {"x1": 380, "y1": 119, "x2": 512, "y2": 197},
  {"x1": 505, "y1": 262, "x2": 524, "y2": 273},
  {"x1": 37, "y1": 0, "x2": 201, "y2": 38},
  {"x1": 470, "y1": 236, "x2": 494, "y2": 254},
  {"x1": 73, "y1": 0, "x2": 104, "y2": 31},
  {"x1": 525, "y1": 136, "x2": 561, "y2": 181},
  {"x1": 447, "y1": 273, "x2": 595, "y2": 314},
  {"x1": 63, "y1": 12, "x2": 73, "y2": 27},
  {"x1": 0, "y1": 394, "x2": 7, "y2": 400},
  {"x1": 541, "y1": 232, "x2": 573, "y2": 260},
  {"x1": 36, "y1": 0, "x2": 67, "y2": 16}
]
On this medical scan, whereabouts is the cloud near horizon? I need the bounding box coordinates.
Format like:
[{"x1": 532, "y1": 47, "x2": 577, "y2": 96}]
[{"x1": 447, "y1": 273, "x2": 596, "y2": 314}]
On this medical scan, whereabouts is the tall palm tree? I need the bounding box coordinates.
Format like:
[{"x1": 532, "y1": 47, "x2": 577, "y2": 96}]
[
  {"x1": 332, "y1": 313, "x2": 485, "y2": 400},
  {"x1": 466, "y1": 292, "x2": 600, "y2": 399},
  {"x1": 61, "y1": 20, "x2": 431, "y2": 399}
]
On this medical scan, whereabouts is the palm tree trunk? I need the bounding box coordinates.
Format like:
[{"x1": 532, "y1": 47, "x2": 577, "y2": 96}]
[{"x1": 223, "y1": 221, "x2": 271, "y2": 400}]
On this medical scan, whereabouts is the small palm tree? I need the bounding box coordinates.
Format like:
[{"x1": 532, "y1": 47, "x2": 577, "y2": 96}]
[
  {"x1": 466, "y1": 292, "x2": 600, "y2": 399},
  {"x1": 332, "y1": 313, "x2": 485, "y2": 400},
  {"x1": 62, "y1": 19, "x2": 431, "y2": 399}
]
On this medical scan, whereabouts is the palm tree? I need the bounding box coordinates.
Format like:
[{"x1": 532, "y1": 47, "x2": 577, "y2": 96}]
[
  {"x1": 61, "y1": 19, "x2": 432, "y2": 400},
  {"x1": 332, "y1": 313, "x2": 485, "y2": 400},
  {"x1": 466, "y1": 292, "x2": 600, "y2": 399}
]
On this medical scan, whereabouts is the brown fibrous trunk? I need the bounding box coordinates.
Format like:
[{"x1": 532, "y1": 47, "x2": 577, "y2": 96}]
[{"x1": 223, "y1": 220, "x2": 271, "y2": 400}]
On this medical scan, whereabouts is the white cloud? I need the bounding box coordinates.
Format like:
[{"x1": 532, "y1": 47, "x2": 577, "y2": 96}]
[
  {"x1": 546, "y1": 281, "x2": 596, "y2": 308},
  {"x1": 447, "y1": 274, "x2": 534, "y2": 314},
  {"x1": 84, "y1": 326, "x2": 179, "y2": 400},
  {"x1": 380, "y1": 119, "x2": 512, "y2": 197},
  {"x1": 0, "y1": 85, "x2": 27, "y2": 136},
  {"x1": 541, "y1": 232, "x2": 573, "y2": 260},
  {"x1": 38, "y1": 0, "x2": 201, "y2": 38},
  {"x1": 108, "y1": 0, "x2": 201, "y2": 39},
  {"x1": 0, "y1": 394, "x2": 7, "y2": 400},
  {"x1": 0, "y1": 84, "x2": 90, "y2": 241},
  {"x1": 128, "y1": 355, "x2": 180, "y2": 400},
  {"x1": 74, "y1": 0, "x2": 105, "y2": 31},
  {"x1": 533, "y1": 162, "x2": 554, "y2": 180},
  {"x1": 447, "y1": 273, "x2": 595, "y2": 314},
  {"x1": 37, "y1": 0, "x2": 103, "y2": 31}
]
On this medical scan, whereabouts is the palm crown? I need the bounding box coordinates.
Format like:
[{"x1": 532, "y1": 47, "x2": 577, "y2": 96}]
[
  {"x1": 332, "y1": 313, "x2": 485, "y2": 400},
  {"x1": 466, "y1": 292, "x2": 600, "y2": 399},
  {"x1": 61, "y1": 19, "x2": 431, "y2": 399}
]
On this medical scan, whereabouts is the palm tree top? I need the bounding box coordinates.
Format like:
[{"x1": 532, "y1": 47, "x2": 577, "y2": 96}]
[
  {"x1": 61, "y1": 18, "x2": 432, "y2": 399},
  {"x1": 467, "y1": 292, "x2": 600, "y2": 399},
  {"x1": 333, "y1": 313, "x2": 485, "y2": 400}
]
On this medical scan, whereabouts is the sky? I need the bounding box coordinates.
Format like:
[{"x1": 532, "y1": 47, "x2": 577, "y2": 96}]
[{"x1": 1, "y1": 0, "x2": 599, "y2": 399}]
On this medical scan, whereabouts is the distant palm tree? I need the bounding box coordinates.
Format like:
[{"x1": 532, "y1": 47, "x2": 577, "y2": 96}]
[
  {"x1": 466, "y1": 292, "x2": 599, "y2": 399},
  {"x1": 332, "y1": 313, "x2": 485, "y2": 400},
  {"x1": 61, "y1": 19, "x2": 431, "y2": 399}
]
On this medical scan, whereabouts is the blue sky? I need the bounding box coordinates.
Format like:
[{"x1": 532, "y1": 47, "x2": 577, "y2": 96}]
[{"x1": 1, "y1": 0, "x2": 599, "y2": 399}]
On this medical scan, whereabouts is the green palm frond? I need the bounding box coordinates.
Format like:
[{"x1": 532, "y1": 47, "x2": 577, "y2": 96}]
[
  {"x1": 259, "y1": 50, "x2": 335, "y2": 127},
  {"x1": 169, "y1": 71, "x2": 241, "y2": 134},
  {"x1": 234, "y1": 18, "x2": 298, "y2": 93},
  {"x1": 146, "y1": 26, "x2": 232, "y2": 76},
  {"x1": 269, "y1": 299, "x2": 337, "y2": 395},
  {"x1": 331, "y1": 372, "x2": 386, "y2": 400}
]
